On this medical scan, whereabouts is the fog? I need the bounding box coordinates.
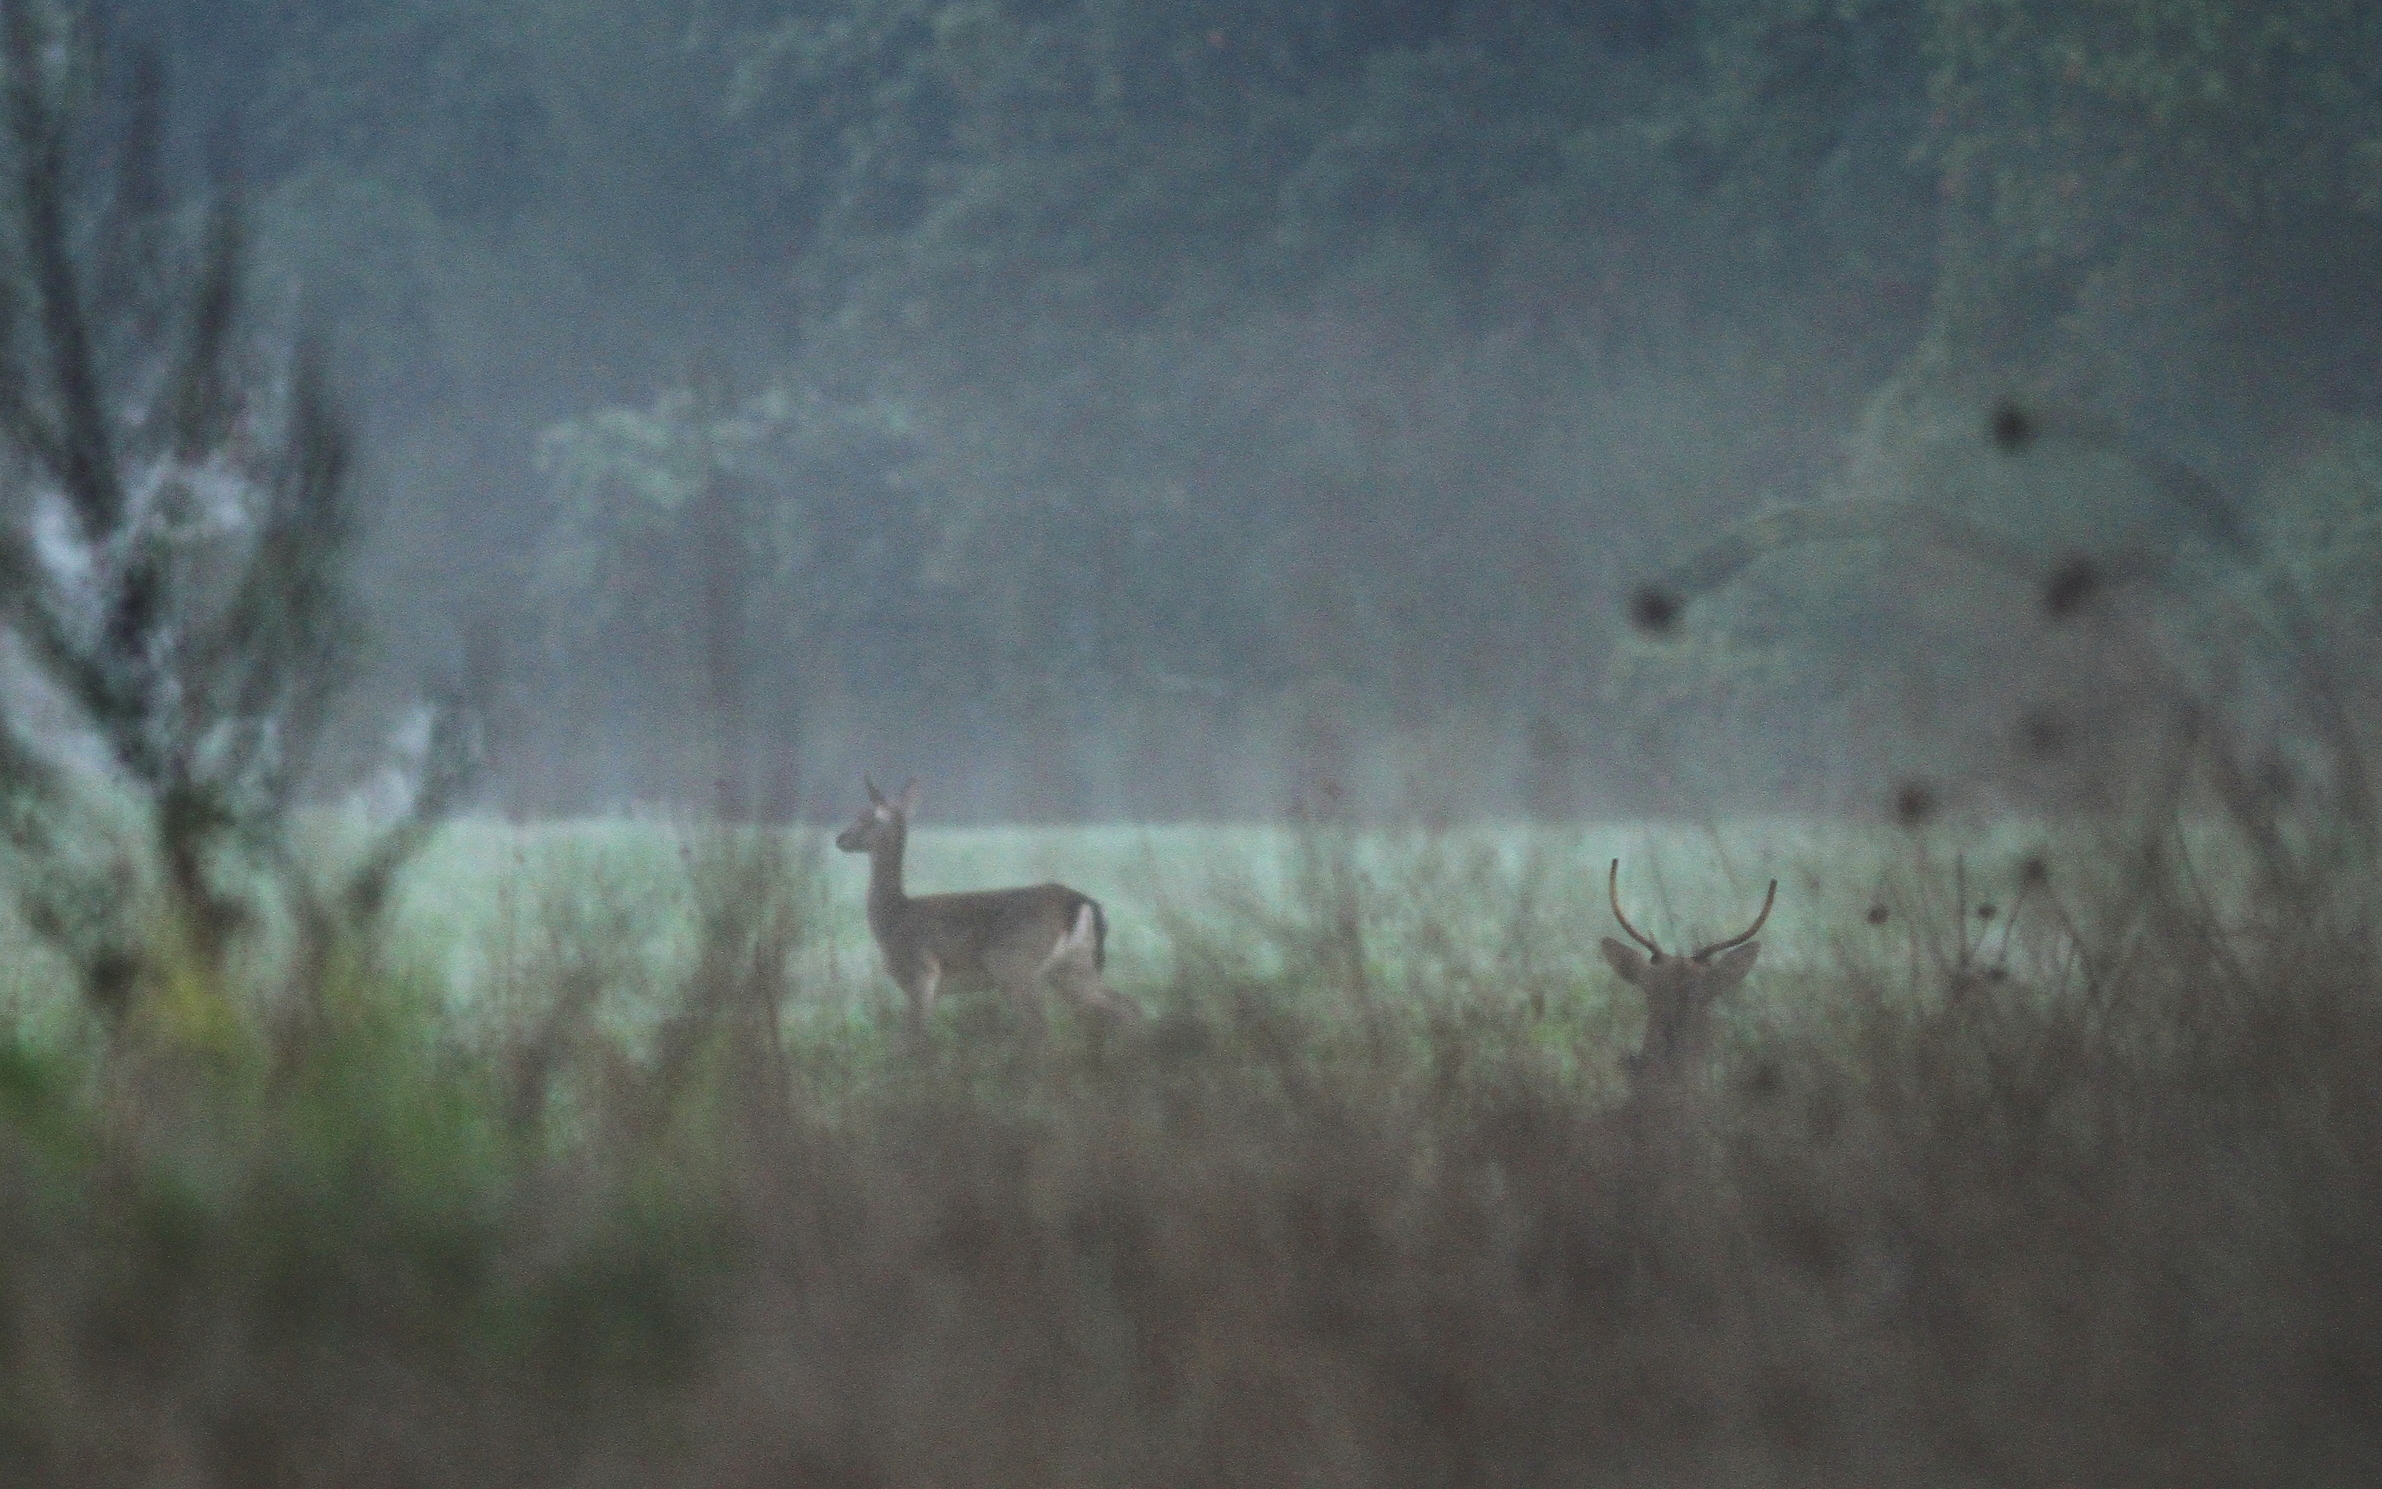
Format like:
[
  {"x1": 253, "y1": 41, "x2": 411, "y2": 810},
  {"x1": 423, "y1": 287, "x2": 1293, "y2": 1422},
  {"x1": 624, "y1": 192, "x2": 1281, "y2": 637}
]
[{"x1": 102, "y1": 0, "x2": 2382, "y2": 825}]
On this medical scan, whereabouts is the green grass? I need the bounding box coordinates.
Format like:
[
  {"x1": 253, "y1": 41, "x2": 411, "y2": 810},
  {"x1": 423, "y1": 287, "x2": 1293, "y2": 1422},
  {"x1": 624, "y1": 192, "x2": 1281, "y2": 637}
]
[{"x1": 380, "y1": 813, "x2": 2080, "y2": 1015}]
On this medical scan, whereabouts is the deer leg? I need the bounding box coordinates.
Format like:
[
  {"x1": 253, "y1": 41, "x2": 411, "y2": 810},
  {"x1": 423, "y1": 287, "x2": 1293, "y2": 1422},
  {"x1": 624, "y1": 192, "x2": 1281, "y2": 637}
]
[
  {"x1": 902, "y1": 956, "x2": 941, "y2": 1045},
  {"x1": 984, "y1": 944, "x2": 1053, "y2": 1038},
  {"x1": 1035, "y1": 911, "x2": 1139, "y2": 1023},
  {"x1": 1014, "y1": 981, "x2": 1051, "y2": 1040},
  {"x1": 1051, "y1": 954, "x2": 1139, "y2": 1022}
]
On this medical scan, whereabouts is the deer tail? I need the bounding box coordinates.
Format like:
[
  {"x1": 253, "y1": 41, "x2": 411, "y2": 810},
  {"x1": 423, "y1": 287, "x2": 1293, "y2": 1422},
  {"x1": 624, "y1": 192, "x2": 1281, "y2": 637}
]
[{"x1": 1084, "y1": 895, "x2": 1108, "y2": 973}]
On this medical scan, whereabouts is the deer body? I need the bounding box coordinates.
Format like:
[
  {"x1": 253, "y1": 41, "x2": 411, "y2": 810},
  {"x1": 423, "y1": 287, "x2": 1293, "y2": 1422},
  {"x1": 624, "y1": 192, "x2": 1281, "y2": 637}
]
[{"x1": 838, "y1": 779, "x2": 1137, "y2": 1037}]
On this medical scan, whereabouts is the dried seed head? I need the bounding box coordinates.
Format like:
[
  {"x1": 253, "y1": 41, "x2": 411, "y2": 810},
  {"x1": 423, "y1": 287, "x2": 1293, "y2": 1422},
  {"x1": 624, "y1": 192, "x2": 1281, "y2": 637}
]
[
  {"x1": 1990, "y1": 399, "x2": 2037, "y2": 451},
  {"x1": 1891, "y1": 780, "x2": 1938, "y2": 827},
  {"x1": 2043, "y1": 555, "x2": 2098, "y2": 618},
  {"x1": 1629, "y1": 585, "x2": 1682, "y2": 634}
]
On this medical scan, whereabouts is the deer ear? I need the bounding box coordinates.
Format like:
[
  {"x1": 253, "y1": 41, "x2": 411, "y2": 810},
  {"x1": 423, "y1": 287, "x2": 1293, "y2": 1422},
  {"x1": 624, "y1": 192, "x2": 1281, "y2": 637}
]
[
  {"x1": 1599, "y1": 937, "x2": 1647, "y2": 985},
  {"x1": 1698, "y1": 941, "x2": 1760, "y2": 997},
  {"x1": 865, "y1": 775, "x2": 885, "y2": 805},
  {"x1": 898, "y1": 779, "x2": 921, "y2": 815}
]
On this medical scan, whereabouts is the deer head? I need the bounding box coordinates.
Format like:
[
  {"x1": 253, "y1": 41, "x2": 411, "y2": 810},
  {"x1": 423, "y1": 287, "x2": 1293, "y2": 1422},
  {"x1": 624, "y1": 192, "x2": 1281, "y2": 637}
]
[
  {"x1": 836, "y1": 776, "x2": 919, "y2": 855},
  {"x1": 1600, "y1": 860, "x2": 1776, "y2": 1078}
]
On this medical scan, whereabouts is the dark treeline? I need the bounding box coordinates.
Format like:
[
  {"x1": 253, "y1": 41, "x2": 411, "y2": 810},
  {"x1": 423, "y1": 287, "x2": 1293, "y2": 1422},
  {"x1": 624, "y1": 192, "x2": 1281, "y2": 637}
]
[{"x1": 106, "y1": 0, "x2": 2382, "y2": 820}]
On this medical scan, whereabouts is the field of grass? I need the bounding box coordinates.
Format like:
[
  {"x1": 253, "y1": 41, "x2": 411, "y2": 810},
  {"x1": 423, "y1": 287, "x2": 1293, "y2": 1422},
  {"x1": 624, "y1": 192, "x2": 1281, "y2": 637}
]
[
  {"x1": 2, "y1": 806, "x2": 2377, "y2": 1486},
  {"x1": 385, "y1": 812, "x2": 2078, "y2": 1011}
]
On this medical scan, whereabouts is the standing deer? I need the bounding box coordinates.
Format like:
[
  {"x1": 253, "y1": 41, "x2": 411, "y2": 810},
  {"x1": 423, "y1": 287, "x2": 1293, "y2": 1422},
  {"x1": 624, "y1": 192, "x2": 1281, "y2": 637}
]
[
  {"x1": 836, "y1": 777, "x2": 1139, "y2": 1039},
  {"x1": 1600, "y1": 860, "x2": 1776, "y2": 1114}
]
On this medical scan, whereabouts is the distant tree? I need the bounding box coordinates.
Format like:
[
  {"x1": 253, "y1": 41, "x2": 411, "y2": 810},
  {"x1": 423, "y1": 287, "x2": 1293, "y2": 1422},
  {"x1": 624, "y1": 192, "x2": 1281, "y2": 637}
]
[
  {"x1": 717, "y1": 0, "x2": 1936, "y2": 702},
  {"x1": 0, "y1": 10, "x2": 476, "y2": 1041},
  {"x1": 1887, "y1": 0, "x2": 2382, "y2": 460},
  {"x1": 726, "y1": 0, "x2": 1721, "y2": 349},
  {"x1": 531, "y1": 370, "x2": 988, "y2": 806}
]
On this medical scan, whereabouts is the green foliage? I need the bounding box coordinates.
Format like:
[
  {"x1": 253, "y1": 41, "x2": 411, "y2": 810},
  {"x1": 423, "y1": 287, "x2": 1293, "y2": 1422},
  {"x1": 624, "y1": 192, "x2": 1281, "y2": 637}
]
[
  {"x1": 1927, "y1": 0, "x2": 2382, "y2": 218},
  {"x1": 725, "y1": 0, "x2": 1932, "y2": 344},
  {"x1": 1912, "y1": 0, "x2": 2382, "y2": 434},
  {"x1": 2258, "y1": 417, "x2": 2382, "y2": 636},
  {"x1": 674, "y1": 0, "x2": 1951, "y2": 771},
  {"x1": 92, "y1": 3, "x2": 1902, "y2": 800},
  {"x1": 732, "y1": 1, "x2": 1373, "y2": 326},
  {"x1": 0, "y1": 991, "x2": 732, "y2": 1483},
  {"x1": 0, "y1": 10, "x2": 477, "y2": 1041},
  {"x1": 534, "y1": 375, "x2": 930, "y2": 650},
  {"x1": 72, "y1": 0, "x2": 2382, "y2": 812}
]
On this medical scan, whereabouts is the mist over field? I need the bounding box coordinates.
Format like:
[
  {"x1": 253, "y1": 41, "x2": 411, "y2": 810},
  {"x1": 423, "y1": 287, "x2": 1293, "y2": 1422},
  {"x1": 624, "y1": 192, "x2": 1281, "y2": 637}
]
[{"x1": 0, "y1": 3, "x2": 2379, "y2": 1486}]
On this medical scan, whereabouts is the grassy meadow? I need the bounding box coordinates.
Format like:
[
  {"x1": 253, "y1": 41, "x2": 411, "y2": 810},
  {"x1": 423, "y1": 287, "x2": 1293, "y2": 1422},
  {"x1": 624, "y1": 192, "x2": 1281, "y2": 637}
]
[
  {"x1": 1, "y1": 805, "x2": 2377, "y2": 1486},
  {"x1": 385, "y1": 813, "x2": 2074, "y2": 1014}
]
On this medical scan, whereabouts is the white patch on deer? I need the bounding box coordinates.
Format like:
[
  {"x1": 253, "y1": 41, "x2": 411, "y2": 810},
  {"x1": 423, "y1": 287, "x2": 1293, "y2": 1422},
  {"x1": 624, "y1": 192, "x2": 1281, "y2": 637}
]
[{"x1": 1038, "y1": 902, "x2": 1099, "y2": 972}]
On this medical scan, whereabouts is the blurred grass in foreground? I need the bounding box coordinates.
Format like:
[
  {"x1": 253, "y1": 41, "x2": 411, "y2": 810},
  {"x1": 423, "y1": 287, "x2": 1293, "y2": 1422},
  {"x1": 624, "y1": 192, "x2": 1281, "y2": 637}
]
[{"x1": 1, "y1": 810, "x2": 2377, "y2": 1486}]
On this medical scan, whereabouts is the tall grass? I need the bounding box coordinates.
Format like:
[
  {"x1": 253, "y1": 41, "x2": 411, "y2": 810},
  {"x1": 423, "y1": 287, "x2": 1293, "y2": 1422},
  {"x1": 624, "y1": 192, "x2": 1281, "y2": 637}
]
[{"x1": 2, "y1": 799, "x2": 2376, "y2": 1487}]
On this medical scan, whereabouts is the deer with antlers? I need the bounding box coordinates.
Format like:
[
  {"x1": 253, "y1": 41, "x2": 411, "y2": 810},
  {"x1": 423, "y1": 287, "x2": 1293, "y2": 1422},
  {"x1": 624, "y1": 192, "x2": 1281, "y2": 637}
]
[
  {"x1": 1601, "y1": 860, "x2": 1776, "y2": 1109},
  {"x1": 1596, "y1": 861, "x2": 1783, "y2": 1295},
  {"x1": 836, "y1": 778, "x2": 1140, "y2": 1040}
]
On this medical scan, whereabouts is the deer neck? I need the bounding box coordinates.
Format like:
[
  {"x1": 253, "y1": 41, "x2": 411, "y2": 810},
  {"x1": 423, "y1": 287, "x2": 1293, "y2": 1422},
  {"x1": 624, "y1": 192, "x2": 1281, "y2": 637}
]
[
  {"x1": 1627, "y1": 992, "x2": 1720, "y2": 1119},
  {"x1": 865, "y1": 824, "x2": 911, "y2": 932},
  {"x1": 1641, "y1": 995, "x2": 1710, "y2": 1068}
]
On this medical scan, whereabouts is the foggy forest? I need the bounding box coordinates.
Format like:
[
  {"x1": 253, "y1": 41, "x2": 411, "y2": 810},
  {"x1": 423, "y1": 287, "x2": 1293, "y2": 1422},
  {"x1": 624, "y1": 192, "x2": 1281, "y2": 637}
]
[{"x1": 0, "y1": 0, "x2": 2378, "y2": 1485}]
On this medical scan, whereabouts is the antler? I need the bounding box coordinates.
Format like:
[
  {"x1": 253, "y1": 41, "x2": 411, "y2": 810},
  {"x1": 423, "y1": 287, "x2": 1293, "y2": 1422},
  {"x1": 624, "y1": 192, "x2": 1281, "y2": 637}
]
[
  {"x1": 1692, "y1": 878, "x2": 1776, "y2": 961},
  {"x1": 1608, "y1": 859, "x2": 1665, "y2": 960},
  {"x1": 1612, "y1": 860, "x2": 1777, "y2": 963}
]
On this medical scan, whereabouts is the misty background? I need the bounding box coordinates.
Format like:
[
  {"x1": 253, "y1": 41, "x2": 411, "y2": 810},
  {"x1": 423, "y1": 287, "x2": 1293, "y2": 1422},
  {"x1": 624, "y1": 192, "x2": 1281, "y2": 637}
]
[{"x1": 115, "y1": 0, "x2": 2382, "y2": 822}]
